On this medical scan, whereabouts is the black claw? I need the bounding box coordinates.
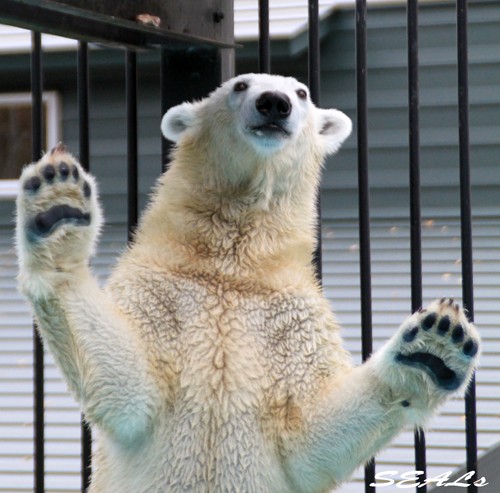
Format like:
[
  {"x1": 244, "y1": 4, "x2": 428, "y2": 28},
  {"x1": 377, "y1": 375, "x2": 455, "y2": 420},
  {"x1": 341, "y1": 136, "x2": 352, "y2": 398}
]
[
  {"x1": 422, "y1": 313, "x2": 437, "y2": 330},
  {"x1": 50, "y1": 142, "x2": 67, "y2": 154},
  {"x1": 59, "y1": 161, "x2": 70, "y2": 179},
  {"x1": 463, "y1": 339, "x2": 478, "y2": 357},
  {"x1": 83, "y1": 181, "x2": 91, "y2": 198},
  {"x1": 437, "y1": 316, "x2": 451, "y2": 335},
  {"x1": 72, "y1": 166, "x2": 79, "y2": 181},
  {"x1": 452, "y1": 324, "x2": 465, "y2": 343},
  {"x1": 42, "y1": 164, "x2": 56, "y2": 182},
  {"x1": 23, "y1": 176, "x2": 41, "y2": 192},
  {"x1": 403, "y1": 326, "x2": 419, "y2": 342}
]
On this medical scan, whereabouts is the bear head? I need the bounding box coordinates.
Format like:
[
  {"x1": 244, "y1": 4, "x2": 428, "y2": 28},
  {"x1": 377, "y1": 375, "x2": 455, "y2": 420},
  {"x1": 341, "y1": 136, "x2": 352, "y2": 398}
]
[
  {"x1": 162, "y1": 73, "x2": 351, "y2": 157},
  {"x1": 160, "y1": 73, "x2": 352, "y2": 207}
]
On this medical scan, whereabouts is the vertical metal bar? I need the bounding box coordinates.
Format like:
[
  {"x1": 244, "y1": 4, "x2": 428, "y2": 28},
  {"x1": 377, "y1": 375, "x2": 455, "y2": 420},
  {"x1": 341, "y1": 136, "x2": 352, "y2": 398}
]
[
  {"x1": 457, "y1": 0, "x2": 474, "y2": 326},
  {"x1": 77, "y1": 40, "x2": 92, "y2": 493},
  {"x1": 308, "y1": 0, "x2": 322, "y2": 281},
  {"x1": 407, "y1": 1, "x2": 422, "y2": 313},
  {"x1": 160, "y1": 48, "x2": 171, "y2": 173},
  {"x1": 308, "y1": 0, "x2": 320, "y2": 105},
  {"x1": 31, "y1": 30, "x2": 45, "y2": 493},
  {"x1": 78, "y1": 42, "x2": 90, "y2": 170},
  {"x1": 258, "y1": 0, "x2": 270, "y2": 73},
  {"x1": 407, "y1": 2, "x2": 427, "y2": 490},
  {"x1": 355, "y1": 1, "x2": 375, "y2": 490},
  {"x1": 31, "y1": 33, "x2": 43, "y2": 162},
  {"x1": 456, "y1": 1, "x2": 478, "y2": 491},
  {"x1": 126, "y1": 50, "x2": 139, "y2": 242}
]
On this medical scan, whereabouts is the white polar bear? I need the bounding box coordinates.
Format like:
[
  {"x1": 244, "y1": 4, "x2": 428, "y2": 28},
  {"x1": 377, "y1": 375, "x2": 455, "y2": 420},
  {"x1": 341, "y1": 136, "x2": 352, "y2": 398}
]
[{"x1": 16, "y1": 73, "x2": 479, "y2": 493}]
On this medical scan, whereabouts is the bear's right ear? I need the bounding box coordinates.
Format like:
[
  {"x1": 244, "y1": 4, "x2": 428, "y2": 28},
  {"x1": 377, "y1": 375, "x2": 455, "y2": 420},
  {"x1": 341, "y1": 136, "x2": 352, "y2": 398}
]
[{"x1": 161, "y1": 102, "x2": 197, "y2": 142}]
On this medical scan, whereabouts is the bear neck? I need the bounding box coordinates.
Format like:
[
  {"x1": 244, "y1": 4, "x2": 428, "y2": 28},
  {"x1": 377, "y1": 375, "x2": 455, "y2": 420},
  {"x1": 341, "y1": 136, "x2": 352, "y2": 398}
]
[{"x1": 132, "y1": 137, "x2": 323, "y2": 288}]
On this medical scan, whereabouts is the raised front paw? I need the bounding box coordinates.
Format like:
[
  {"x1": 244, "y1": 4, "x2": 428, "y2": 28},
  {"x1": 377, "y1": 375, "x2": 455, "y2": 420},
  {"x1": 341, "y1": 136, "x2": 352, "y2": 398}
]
[
  {"x1": 16, "y1": 143, "x2": 102, "y2": 269},
  {"x1": 394, "y1": 298, "x2": 479, "y2": 392}
]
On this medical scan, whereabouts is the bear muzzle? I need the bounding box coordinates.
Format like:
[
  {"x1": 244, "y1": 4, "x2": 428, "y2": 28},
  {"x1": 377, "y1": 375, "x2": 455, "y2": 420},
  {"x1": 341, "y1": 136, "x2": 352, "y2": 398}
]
[{"x1": 250, "y1": 91, "x2": 292, "y2": 137}]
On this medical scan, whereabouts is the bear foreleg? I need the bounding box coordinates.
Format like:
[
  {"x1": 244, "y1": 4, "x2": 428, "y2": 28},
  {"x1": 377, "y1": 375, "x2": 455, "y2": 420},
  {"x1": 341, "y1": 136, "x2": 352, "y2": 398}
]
[
  {"x1": 283, "y1": 299, "x2": 479, "y2": 493},
  {"x1": 16, "y1": 147, "x2": 161, "y2": 445}
]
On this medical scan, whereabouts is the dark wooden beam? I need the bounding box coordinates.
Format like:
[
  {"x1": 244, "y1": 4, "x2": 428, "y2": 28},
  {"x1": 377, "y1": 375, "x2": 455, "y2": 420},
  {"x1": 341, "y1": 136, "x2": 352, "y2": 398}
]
[{"x1": 0, "y1": 0, "x2": 235, "y2": 50}]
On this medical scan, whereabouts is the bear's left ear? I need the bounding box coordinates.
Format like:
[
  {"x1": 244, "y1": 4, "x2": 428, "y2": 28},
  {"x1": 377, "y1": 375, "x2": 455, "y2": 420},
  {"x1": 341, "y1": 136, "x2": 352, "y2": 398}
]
[
  {"x1": 317, "y1": 109, "x2": 352, "y2": 156},
  {"x1": 161, "y1": 102, "x2": 197, "y2": 142}
]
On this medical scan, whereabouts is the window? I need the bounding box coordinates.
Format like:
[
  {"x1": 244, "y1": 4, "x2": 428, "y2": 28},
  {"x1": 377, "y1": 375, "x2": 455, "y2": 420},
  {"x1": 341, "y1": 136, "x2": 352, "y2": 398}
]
[{"x1": 0, "y1": 92, "x2": 61, "y2": 199}]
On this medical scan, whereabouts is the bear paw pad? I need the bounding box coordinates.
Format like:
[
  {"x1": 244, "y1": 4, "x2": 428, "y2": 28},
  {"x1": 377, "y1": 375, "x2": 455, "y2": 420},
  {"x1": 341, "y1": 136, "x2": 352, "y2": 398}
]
[
  {"x1": 18, "y1": 145, "x2": 97, "y2": 244},
  {"x1": 394, "y1": 298, "x2": 479, "y2": 391}
]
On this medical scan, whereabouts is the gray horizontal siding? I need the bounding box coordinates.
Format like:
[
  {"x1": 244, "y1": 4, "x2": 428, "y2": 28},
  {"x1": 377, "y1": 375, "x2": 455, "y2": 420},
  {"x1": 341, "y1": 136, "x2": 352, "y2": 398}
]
[
  {"x1": 321, "y1": 216, "x2": 500, "y2": 491},
  {"x1": 319, "y1": 2, "x2": 500, "y2": 203},
  {"x1": 314, "y1": 2, "x2": 500, "y2": 490},
  {"x1": 248, "y1": 1, "x2": 500, "y2": 220}
]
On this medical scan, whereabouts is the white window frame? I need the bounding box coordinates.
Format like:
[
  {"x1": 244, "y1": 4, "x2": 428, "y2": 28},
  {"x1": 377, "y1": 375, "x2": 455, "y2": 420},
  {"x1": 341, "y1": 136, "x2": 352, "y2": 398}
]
[{"x1": 0, "y1": 91, "x2": 61, "y2": 200}]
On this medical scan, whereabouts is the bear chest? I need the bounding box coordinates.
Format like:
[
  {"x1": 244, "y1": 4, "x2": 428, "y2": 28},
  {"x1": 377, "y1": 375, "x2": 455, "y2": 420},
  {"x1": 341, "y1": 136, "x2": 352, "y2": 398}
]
[{"x1": 113, "y1": 271, "x2": 334, "y2": 409}]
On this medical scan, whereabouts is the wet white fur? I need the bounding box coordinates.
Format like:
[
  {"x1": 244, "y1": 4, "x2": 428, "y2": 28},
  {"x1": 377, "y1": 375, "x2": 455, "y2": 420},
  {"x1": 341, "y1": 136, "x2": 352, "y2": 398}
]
[{"x1": 16, "y1": 74, "x2": 478, "y2": 493}]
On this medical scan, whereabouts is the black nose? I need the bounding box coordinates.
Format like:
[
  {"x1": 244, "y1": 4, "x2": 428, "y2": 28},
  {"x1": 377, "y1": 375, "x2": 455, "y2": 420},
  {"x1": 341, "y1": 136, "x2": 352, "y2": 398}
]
[{"x1": 255, "y1": 91, "x2": 292, "y2": 119}]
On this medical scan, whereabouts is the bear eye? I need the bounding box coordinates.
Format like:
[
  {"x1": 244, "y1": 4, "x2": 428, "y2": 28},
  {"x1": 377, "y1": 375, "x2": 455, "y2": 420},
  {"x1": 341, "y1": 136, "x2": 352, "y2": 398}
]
[
  {"x1": 296, "y1": 89, "x2": 308, "y2": 100},
  {"x1": 234, "y1": 81, "x2": 248, "y2": 92}
]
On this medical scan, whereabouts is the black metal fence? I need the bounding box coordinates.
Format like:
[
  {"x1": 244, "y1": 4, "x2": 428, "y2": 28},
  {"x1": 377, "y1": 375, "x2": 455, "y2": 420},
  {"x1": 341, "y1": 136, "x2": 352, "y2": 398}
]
[
  {"x1": 1, "y1": 0, "x2": 478, "y2": 492},
  {"x1": 258, "y1": 1, "x2": 476, "y2": 490}
]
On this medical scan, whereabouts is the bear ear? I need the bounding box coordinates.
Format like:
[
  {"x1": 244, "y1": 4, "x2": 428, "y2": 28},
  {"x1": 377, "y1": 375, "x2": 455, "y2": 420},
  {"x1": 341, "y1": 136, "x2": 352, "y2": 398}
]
[
  {"x1": 161, "y1": 102, "x2": 197, "y2": 142},
  {"x1": 317, "y1": 109, "x2": 352, "y2": 156}
]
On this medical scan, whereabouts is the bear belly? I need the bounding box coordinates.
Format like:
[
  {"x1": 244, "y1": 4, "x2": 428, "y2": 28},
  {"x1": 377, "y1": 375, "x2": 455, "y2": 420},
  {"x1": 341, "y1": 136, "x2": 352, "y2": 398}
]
[
  {"x1": 103, "y1": 269, "x2": 331, "y2": 492},
  {"x1": 90, "y1": 402, "x2": 289, "y2": 493}
]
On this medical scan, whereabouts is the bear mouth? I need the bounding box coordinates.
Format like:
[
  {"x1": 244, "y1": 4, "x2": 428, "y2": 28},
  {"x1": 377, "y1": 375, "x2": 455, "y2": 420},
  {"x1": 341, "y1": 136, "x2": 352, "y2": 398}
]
[{"x1": 250, "y1": 122, "x2": 290, "y2": 136}]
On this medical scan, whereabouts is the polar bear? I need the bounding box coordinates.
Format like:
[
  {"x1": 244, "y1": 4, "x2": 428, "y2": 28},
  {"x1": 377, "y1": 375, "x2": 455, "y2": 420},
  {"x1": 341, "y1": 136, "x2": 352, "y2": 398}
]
[{"x1": 16, "y1": 73, "x2": 479, "y2": 493}]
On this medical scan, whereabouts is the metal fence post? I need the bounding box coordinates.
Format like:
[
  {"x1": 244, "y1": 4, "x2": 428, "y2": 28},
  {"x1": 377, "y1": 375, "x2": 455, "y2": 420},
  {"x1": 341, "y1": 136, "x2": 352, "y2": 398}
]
[
  {"x1": 31, "y1": 30, "x2": 45, "y2": 493},
  {"x1": 407, "y1": 1, "x2": 428, "y2": 490},
  {"x1": 354, "y1": 0, "x2": 375, "y2": 490},
  {"x1": 308, "y1": 0, "x2": 323, "y2": 281},
  {"x1": 456, "y1": 1, "x2": 478, "y2": 491},
  {"x1": 77, "y1": 40, "x2": 93, "y2": 493},
  {"x1": 258, "y1": 0, "x2": 270, "y2": 73},
  {"x1": 126, "y1": 50, "x2": 139, "y2": 241}
]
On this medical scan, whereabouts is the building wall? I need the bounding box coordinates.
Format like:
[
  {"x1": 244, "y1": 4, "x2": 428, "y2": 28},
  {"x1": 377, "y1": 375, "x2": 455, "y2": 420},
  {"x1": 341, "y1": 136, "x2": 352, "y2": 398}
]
[{"x1": 1, "y1": 1, "x2": 500, "y2": 491}]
